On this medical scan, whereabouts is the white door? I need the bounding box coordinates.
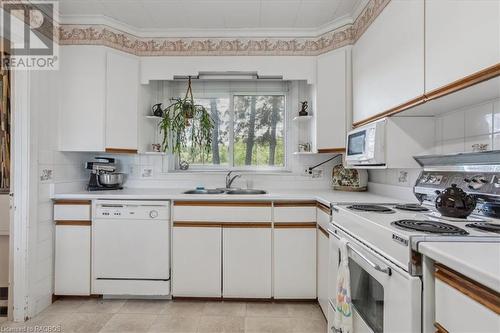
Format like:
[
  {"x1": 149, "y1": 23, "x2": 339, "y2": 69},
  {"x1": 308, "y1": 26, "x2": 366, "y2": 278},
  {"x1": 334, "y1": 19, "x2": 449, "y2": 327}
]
[
  {"x1": 55, "y1": 225, "x2": 91, "y2": 295},
  {"x1": 317, "y1": 227, "x2": 329, "y2": 315},
  {"x1": 352, "y1": 0, "x2": 424, "y2": 123},
  {"x1": 93, "y1": 219, "x2": 169, "y2": 279},
  {"x1": 223, "y1": 226, "x2": 272, "y2": 298},
  {"x1": 59, "y1": 45, "x2": 106, "y2": 151},
  {"x1": 172, "y1": 225, "x2": 222, "y2": 297},
  {"x1": 425, "y1": 0, "x2": 500, "y2": 92},
  {"x1": 316, "y1": 47, "x2": 350, "y2": 151},
  {"x1": 274, "y1": 226, "x2": 316, "y2": 299},
  {"x1": 105, "y1": 50, "x2": 139, "y2": 151}
]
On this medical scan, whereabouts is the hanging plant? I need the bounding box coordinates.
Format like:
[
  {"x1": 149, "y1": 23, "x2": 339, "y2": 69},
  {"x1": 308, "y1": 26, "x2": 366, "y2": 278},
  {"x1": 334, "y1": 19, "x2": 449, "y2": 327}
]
[{"x1": 159, "y1": 77, "x2": 214, "y2": 157}]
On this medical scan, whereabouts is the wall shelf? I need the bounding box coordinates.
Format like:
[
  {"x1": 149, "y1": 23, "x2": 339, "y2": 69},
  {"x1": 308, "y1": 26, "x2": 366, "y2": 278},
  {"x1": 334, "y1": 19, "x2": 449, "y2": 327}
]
[
  {"x1": 293, "y1": 151, "x2": 316, "y2": 155},
  {"x1": 292, "y1": 115, "x2": 313, "y2": 122}
]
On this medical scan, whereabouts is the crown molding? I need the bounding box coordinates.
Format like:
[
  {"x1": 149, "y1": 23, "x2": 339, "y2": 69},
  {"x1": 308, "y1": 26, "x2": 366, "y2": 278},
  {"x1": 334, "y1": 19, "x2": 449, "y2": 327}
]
[{"x1": 58, "y1": 0, "x2": 389, "y2": 57}]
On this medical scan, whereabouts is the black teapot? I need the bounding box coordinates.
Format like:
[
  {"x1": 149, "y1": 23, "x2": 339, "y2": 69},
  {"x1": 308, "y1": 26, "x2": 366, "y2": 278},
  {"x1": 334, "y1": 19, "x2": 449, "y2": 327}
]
[{"x1": 435, "y1": 184, "x2": 476, "y2": 218}]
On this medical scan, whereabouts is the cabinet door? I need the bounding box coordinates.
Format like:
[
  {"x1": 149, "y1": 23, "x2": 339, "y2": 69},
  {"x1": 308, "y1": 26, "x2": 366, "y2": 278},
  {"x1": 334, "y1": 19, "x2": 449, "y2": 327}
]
[
  {"x1": 55, "y1": 224, "x2": 91, "y2": 295},
  {"x1": 106, "y1": 50, "x2": 139, "y2": 151},
  {"x1": 425, "y1": 0, "x2": 500, "y2": 92},
  {"x1": 316, "y1": 47, "x2": 350, "y2": 151},
  {"x1": 172, "y1": 225, "x2": 222, "y2": 297},
  {"x1": 59, "y1": 46, "x2": 106, "y2": 151},
  {"x1": 223, "y1": 226, "x2": 272, "y2": 298},
  {"x1": 352, "y1": 0, "x2": 424, "y2": 124},
  {"x1": 317, "y1": 227, "x2": 329, "y2": 316},
  {"x1": 274, "y1": 226, "x2": 316, "y2": 299}
]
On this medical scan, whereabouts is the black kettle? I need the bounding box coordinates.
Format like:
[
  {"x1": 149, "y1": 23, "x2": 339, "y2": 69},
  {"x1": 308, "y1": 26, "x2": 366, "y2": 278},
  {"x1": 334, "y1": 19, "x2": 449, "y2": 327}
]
[{"x1": 435, "y1": 184, "x2": 476, "y2": 218}]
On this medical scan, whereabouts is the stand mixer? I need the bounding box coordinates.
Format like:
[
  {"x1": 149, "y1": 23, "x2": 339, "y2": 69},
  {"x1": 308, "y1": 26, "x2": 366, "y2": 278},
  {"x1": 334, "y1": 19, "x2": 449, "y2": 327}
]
[{"x1": 85, "y1": 157, "x2": 124, "y2": 191}]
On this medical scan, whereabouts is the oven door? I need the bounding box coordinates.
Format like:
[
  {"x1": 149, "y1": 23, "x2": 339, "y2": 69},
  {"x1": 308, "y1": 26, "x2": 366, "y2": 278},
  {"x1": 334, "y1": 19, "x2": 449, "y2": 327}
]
[{"x1": 328, "y1": 224, "x2": 421, "y2": 333}]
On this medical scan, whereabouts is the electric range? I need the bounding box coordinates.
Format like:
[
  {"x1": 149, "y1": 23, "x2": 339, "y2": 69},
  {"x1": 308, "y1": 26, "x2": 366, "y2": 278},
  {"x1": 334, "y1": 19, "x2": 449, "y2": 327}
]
[
  {"x1": 330, "y1": 151, "x2": 500, "y2": 275},
  {"x1": 326, "y1": 152, "x2": 500, "y2": 333}
]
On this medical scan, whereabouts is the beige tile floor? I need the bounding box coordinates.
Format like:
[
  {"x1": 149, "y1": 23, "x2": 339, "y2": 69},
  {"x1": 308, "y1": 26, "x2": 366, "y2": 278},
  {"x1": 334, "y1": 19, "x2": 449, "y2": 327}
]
[{"x1": 0, "y1": 298, "x2": 327, "y2": 333}]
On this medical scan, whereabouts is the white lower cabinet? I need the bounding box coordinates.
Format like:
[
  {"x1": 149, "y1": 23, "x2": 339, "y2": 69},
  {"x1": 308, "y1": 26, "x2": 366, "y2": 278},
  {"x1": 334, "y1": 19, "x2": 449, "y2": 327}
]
[
  {"x1": 274, "y1": 226, "x2": 316, "y2": 299},
  {"x1": 172, "y1": 225, "x2": 222, "y2": 297},
  {"x1": 55, "y1": 224, "x2": 91, "y2": 295},
  {"x1": 317, "y1": 227, "x2": 329, "y2": 316},
  {"x1": 223, "y1": 226, "x2": 272, "y2": 298}
]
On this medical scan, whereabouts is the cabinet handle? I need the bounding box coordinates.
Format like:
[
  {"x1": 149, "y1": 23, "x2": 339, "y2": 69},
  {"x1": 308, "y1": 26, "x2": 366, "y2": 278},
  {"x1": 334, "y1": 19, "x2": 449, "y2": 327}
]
[{"x1": 347, "y1": 243, "x2": 392, "y2": 276}]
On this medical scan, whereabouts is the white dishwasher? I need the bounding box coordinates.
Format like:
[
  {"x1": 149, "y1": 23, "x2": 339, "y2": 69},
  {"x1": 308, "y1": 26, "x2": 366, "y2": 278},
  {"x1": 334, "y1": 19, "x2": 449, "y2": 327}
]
[{"x1": 92, "y1": 200, "x2": 171, "y2": 297}]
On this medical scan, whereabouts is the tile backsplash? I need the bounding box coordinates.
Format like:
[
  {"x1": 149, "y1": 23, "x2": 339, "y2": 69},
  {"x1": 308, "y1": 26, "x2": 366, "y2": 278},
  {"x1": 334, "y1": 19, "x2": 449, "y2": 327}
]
[
  {"x1": 369, "y1": 98, "x2": 500, "y2": 189},
  {"x1": 435, "y1": 98, "x2": 500, "y2": 154}
]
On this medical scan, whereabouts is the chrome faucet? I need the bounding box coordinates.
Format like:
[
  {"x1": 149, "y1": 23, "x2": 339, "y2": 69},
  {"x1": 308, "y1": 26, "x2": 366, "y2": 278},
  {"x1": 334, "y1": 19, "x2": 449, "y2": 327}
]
[{"x1": 225, "y1": 171, "x2": 241, "y2": 189}]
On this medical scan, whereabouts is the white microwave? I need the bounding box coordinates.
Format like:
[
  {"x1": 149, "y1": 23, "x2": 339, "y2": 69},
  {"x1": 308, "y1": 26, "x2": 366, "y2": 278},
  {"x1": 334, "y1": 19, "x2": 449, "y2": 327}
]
[{"x1": 346, "y1": 119, "x2": 386, "y2": 168}]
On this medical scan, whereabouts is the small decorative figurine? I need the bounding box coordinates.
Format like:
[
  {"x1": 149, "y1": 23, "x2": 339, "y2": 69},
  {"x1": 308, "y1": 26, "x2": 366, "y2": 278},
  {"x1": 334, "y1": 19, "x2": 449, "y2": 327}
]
[
  {"x1": 299, "y1": 101, "x2": 309, "y2": 116},
  {"x1": 152, "y1": 103, "x2": 163, "y2": 117}
]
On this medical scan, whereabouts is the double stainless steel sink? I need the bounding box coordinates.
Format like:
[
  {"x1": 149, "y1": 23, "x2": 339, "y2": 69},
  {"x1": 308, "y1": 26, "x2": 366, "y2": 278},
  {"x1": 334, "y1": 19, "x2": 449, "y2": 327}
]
[{"x1": 183, "y1": 188, "x2": 267, "y2": 195}]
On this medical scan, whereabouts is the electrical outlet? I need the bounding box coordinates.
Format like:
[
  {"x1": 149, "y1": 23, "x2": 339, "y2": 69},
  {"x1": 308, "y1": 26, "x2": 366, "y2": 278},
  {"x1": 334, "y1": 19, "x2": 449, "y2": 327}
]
[{"x1": 304, "y1": 167, "x2": 322, "y2": 178}]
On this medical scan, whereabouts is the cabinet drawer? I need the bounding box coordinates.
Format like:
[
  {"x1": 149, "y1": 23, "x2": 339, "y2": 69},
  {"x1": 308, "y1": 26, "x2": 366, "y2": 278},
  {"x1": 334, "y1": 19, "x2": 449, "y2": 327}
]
[
  {"x1": 435, "y1": 264, "x2": 500, "y2": 333},
  {"x1": 173, "y1": 201, "x2": 272, "y2": 222},
  {"x1": 274, "y1": 202, "x2": 316, "y2": 223},
  {"x1": 54, "y1": 201, "x2": 91, "y2": 221}
]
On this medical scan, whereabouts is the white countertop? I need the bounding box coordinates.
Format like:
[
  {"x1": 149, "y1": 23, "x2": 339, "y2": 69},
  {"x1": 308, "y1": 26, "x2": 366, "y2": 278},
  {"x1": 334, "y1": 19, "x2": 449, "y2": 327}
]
[
  {"x1": 52, "y1": 188, "x2": 407, "y2": 206},
  {"x1": 419, "y1": 242, "x2": 500, "y2": 292}
]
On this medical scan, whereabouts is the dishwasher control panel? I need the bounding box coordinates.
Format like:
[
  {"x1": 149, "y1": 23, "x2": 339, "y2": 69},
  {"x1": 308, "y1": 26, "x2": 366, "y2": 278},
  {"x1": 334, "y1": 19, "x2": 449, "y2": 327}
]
[{"x1": 95, "y1": 200, "x2": 170, "y2": 220}]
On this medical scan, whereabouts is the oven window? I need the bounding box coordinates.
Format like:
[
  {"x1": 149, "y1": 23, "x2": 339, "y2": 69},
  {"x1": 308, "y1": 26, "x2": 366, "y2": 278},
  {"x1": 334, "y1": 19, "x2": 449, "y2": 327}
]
[
  {"x1": 349, "y1": 258, "x2": 384, "y2": 333},
  {"x1": 347, "y1": 131, "x2": 365, "y2": 156}
]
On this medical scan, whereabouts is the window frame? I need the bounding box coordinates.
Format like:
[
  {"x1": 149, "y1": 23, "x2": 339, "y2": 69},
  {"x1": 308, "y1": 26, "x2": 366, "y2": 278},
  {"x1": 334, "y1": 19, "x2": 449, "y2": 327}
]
[{"x1": 174, "y1": 90, "x2": 289, "y2": 172}]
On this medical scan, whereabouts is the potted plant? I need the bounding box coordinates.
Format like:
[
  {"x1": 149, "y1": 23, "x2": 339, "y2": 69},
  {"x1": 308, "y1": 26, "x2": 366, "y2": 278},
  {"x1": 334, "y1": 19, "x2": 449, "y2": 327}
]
[{"x1": 159, "y1": 77, "x2": 214, "y2": 157}]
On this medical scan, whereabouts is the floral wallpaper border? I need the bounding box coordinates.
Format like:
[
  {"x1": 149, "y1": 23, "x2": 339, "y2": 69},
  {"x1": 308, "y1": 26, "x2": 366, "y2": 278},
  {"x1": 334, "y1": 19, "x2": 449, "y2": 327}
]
[{"x1": 58, "y1": 0, "x2": 390, "y2": 56}]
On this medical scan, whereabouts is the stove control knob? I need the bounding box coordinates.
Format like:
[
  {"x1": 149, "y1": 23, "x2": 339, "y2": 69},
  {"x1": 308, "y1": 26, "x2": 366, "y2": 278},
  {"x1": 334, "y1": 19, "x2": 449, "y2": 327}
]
[{"x1": 149, "y1": 210, "x2": 159, "y2": 219}]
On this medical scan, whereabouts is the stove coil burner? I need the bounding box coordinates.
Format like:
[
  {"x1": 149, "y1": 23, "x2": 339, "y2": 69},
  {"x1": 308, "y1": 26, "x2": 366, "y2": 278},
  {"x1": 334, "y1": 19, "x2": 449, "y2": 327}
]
[
  {"x1": 391, "y1": 220, "x2": 469, "y2": 235},
  {"x1": 394, "y1": 204, "x2": 430, "y2": 212},
  {"x1": 347, "y1": 204, "x2": 395, "y2": 213},
  {"x1": 465, "y1": 222, "x2": 500, "y2": 234}
]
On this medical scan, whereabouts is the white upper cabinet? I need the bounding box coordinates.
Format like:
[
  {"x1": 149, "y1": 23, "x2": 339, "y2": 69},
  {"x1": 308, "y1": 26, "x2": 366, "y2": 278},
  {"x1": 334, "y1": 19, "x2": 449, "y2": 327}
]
[
  {"x1": 316, "y1": 46, "x2": 352, "y2": 151},
  {"x1": 106, "y1": 51, "x2": 139, "y2": 151},
  {"x1": 59, "y1": 45, "x2": 139, "y2": 152},
  {"x1": 59, "y1": 46, "x2": 106, "y2": 152},
  {"x1": 425, "y1": 0, "x2": 500, "y2": 93},
  {"x1": 352, "y1": 0, "x2": 425, "y2": 124}
]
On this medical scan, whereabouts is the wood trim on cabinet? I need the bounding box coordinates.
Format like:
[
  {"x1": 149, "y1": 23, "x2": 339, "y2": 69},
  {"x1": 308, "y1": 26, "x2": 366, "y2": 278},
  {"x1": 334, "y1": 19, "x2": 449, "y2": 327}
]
[
  {"x1": 352, "y1": 63, "x2": 500, "y2": 129},
  {"x1": 274, "y1": 201, "x2": 317, "y2": 207},
  {"x1": 173, "y1": 222, "x2": 221, "y2": 228},
  {"x1": 352, "y1": 95, "x2": 426, "y2": 128},
  {"x1": 104, "y1": 148, "x2": 138, "y2": 154},
  {"x1": 55, "y1": 220, "x2": 91, "y2": 226},
  {"x1": 222, "y1": 223, "x2": 272, "y2": 228},
  {"x1": 434, "y1": 322, "x2": 449, "y2": 333},
  {"x1": 53, "y1": 200, "x2": 91, "y2": 205},
  {"x1": 316, "y1": 202, "x2": 331, "y2": 214},
  {"x1": 173, "y1": 201, "x2": 272, "y2": 207},
  {"x1": 435, "y1": 263, "x2": 500, "y2": 315},
  {"x1": 318, "y1": 225, "x2": 329, "y2": 237},
  {"x1": 317, "y1": 148, "x2": 346, "y2": 154},
  {"x1": 425, "y1": 63, "x2": 500, "y2": 102},
  {"x1": 274, "y1": 222, "x2": 317, "y2": 229}
]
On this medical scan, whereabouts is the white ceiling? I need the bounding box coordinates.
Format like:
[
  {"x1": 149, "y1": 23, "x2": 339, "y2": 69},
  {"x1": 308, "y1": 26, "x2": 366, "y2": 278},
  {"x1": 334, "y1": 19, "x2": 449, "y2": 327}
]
[{"x1": 58, "y1": 0, "x2": 366, "y2": 34}]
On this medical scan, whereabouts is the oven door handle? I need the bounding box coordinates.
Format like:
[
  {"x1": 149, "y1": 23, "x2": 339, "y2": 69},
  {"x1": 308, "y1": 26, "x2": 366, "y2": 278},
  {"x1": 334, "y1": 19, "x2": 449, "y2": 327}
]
[{"x1": 347, "y1": 243, "x2": 392, "y2": 276}]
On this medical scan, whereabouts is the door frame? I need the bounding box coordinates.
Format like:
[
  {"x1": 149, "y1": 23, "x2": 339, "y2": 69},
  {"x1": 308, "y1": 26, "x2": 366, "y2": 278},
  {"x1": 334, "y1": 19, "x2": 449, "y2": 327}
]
[{"x1": 8, "y1": 68, "x2": 31, "y2": 322}]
